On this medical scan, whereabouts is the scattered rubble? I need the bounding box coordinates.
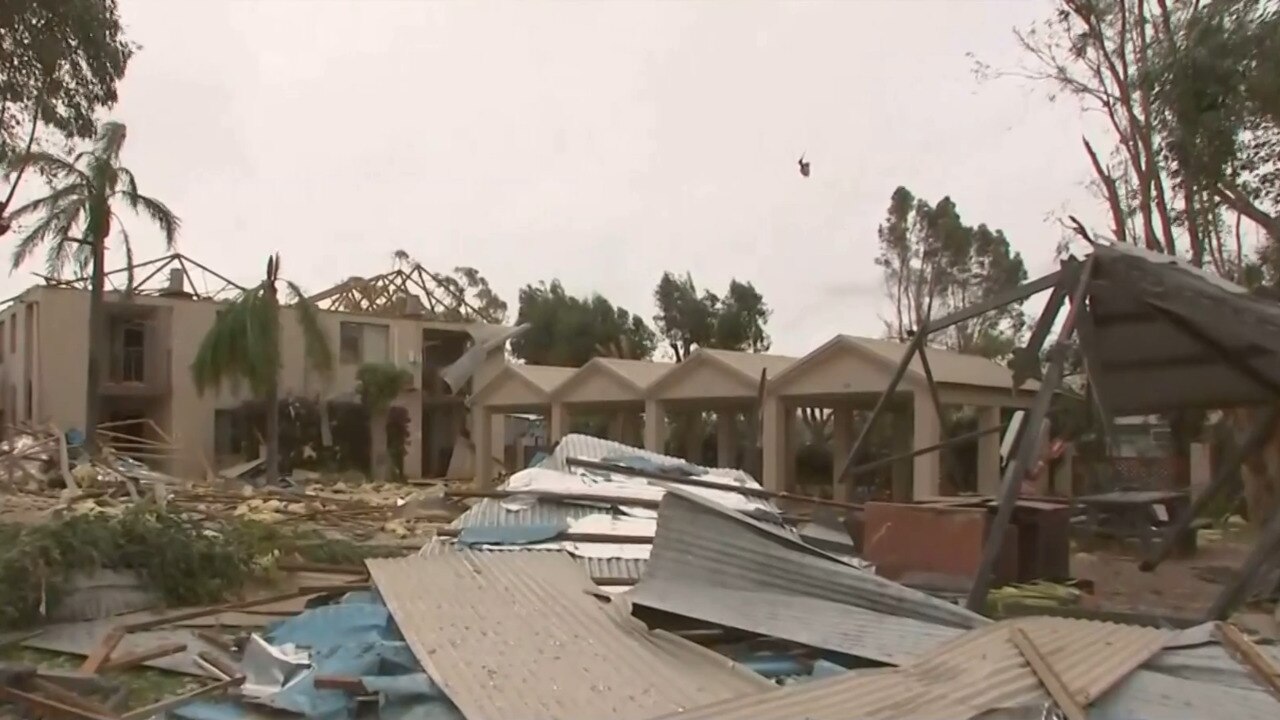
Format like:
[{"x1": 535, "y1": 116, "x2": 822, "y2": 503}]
[{"x1": 0, "y1": 431, "x2": 1277, "y2": 719}]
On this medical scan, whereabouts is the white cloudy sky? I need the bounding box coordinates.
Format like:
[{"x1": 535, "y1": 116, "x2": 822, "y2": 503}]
[{"x1": 3, "y1": 0, "x2": 1106, "y2": 354}]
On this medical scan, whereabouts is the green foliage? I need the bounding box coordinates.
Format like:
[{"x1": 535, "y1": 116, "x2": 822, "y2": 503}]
[
  {"x1": 0, "y1": 506, "x2": 390, "y2": 630},
  {"x1": 652, "y1": 272, "x2": 772, "y2": 360},
  {"x1": 234, "y1": 397, "x2": 411, "y2": 476},
  {"x1": 875, "y1": 186, "x2": 1028, "y2": 359},
  {"x1": 0, "y1": 0, "x2": 134, "y2": 165},
  {"x1": 1150, "y1": 0, "x2": 1280, "y2": 232},
  {"x1": 435, "y1": 266, "x2": 509, "y2": 323},
  {"x1": 4, "y1": 121, "x2": 180, "y2": 280},
  {"x1": 191, "y1": 259, "x2": 333, "y2": 399},
  {"x1": 192, "y1": 284, "x2": 280, "y2": 398},
  {"x1": 390, "y1": 250, "x2": 508, "y2": 323},
  {"x1": 511, "y1": 279, "x2": 657, "y2": 366},
  {"x1": 356, "y1": 363, "x2": 413, "y2": 413}
]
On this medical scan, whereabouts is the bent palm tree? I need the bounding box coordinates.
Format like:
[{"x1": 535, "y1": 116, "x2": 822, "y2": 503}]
[
  {"x1": 356, "y1": 363, "x2": 413, "y2": 481},
  {"x1": 4, "y1": 122, "x2": 179, "y2": 453},
  {"x1": 191, "y1": 254, "x2": 333, "y2": 482}
]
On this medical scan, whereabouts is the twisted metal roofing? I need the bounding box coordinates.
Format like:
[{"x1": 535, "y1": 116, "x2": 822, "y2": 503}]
[
  {"x1": 367, "y1": 551, "x2": 770, "y2": 720},
  {"x1": 649, "y1": 616, "x2": 1170, "y2": 720}
]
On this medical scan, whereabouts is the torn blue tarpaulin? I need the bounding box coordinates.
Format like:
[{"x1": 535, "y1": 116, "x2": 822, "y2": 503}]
[{"x1": 171, "y1": 592, "x2": 463, "y2": 720}]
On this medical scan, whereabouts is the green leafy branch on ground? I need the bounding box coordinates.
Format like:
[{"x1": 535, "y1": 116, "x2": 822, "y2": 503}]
[{"x1": 0, "y1": 505, "x2": 383, "y2": 630}]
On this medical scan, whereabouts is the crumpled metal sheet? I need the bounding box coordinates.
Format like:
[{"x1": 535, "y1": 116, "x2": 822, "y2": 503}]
[{"x1": 367, "y1": 551, "x2": 772, "y2": 720}]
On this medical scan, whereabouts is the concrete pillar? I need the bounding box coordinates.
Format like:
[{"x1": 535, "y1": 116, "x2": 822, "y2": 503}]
[
  {"x1": 832, "y1": 406, "x2": 854, "y2": 488},
  {"x1": 643, "y1": 399, "x2": 666, "y2": 453},
  {"x1": 784, "y1": 409, "x2": 799, "y2": 493},
  {"x1": 761, "y1": 396, "x2": 787, "y2": 492},
  {"x1": 977, "y1": 406, "x2": 1002, "y2": 496},
  {"x1": 472, "y1": 405, "x2": 494, "y2": 484},
  {"x1": 912, "y1": 391, "x2": 942, "y2": 500},
  {"x1": 716, "y1": 410, "x2": 737, "y2": 467},
  {"x1": 549, "y1": 402, "x2": 569, "y2": 443}
]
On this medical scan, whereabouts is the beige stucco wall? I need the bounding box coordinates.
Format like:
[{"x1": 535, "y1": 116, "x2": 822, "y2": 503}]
[{"x1": 11, "y1": 285, "x2": 508, "y2": 480}]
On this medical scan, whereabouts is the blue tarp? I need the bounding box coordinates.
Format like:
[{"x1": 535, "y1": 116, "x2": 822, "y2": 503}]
[{"x1": 171, "y1": 592, "x2": 463, "y2": 720}]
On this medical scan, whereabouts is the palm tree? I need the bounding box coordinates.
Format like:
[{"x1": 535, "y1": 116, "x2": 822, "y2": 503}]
[
  {"x1": 191, "y1": 254, "x2": 333, "y2": 482},
  {"x1": 356, "y1": 363, "x2": 413, "y2": 481},
  {"x1": 3, "y1": 122, "x2": 179, "y2": 453}
]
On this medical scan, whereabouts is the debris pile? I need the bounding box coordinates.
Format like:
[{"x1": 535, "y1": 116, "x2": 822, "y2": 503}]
[{"x1": 1, "y1": 434, "x2": 1278, "y2": 719}]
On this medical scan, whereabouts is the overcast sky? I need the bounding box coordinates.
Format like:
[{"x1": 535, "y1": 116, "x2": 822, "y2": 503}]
[{"x1": 3, "y1": 0, "x2": 1105, "y2": 355}]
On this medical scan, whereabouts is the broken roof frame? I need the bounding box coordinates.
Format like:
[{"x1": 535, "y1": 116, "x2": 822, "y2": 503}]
[
  {"x1": 36, "y1": 252, "x2": 246, "y2": 301},
  {"x1": 305, "y1": 253, "x2": 503, "y2": 323},
  {"x1": 845, "y1": 241, "x2": 1280, "y2": 619}
]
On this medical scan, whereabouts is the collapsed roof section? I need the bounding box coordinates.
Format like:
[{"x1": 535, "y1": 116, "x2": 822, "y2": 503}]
[
  {"x1": 306, "y1": 252, "x2": 506, "y2": 323},
  {"x1": 38, "y1": 252, "x2": 245, "y2": 301},
  {"x1": 1083, "y1": 241, "x2": 1280, "y2": 414}
]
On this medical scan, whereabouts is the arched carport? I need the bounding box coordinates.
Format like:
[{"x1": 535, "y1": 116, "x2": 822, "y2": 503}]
[
  {"x1": 645, "y1": 348, "x2": 796, "y2": 466},
  {"x1": 763, "y1": 335, "x2": 1036, "y2": 498},
  {"x1": 470, "y1": 363, "x2": 575, "y2": 483}
]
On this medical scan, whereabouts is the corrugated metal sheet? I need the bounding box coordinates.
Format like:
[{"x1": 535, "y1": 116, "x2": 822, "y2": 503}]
[
  {"x1": 1093, "y1": 660, "x2": 1280, "y2": 720},
  {"x1": 450, "y1": 496, "x2": 599, "y2": 529},
  {"x1": 631, "y1": 489, "x2": 985, "y2": 630},
  {"x1": 421, "y1": 535, "x2": 648, "y2": 582},
  {"x1": 1146, "y1": 641, "x2": 1280, "y2": 692},
  {"x1": 367, "y1": 551, "x2": 771, "y2": 720},
  {"x1": 650, "y1": 616, "x2": 1171, "y2": 720},
  {"x1": 628, "y1": 490, "x2": 969, "y2": 665},
  {"x1": 540, "y1": 433, "x2": 759, "y2": 483}
]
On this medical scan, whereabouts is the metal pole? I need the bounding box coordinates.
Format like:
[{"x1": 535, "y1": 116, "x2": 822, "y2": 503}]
[
  {"x1": 966, "y1": 259, "x2": 1092, "y2": 613},
  {"x1": 832, "y1": 333, "x2": 922, "y2": 494},
  {"x1": 915, "y1": 338, "x2": 956, "y2": 488},
  {"x1": 1139, "y1": 405, "x2": 1280, "y2": 572},
  {"x1": 1204, "y1": 499, "x2": 1280, "y2": 620},
  {"x1": 843, "y1": 423, "x2": 1005, "y2": 478},
  {"x1": 833, "y1": 269, "x2": 1067, "y2": 497}
]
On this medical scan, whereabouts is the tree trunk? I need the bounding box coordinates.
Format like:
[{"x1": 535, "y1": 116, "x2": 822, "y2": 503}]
[
  {"x1": 264, "y1": 277, "x2": 281, "y2": 482},
  {"x1": 83, "y1": 234, "x2": 107, "y2": 455},
  {"x1": 264, "y1": 380, "x2": 280, "y2": 482},
  {"x1": 370, "y1": 407, "x2": 389, "y2": 481}
]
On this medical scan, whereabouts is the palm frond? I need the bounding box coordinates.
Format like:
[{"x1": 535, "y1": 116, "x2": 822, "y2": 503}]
[
  {"x1": 113, "y1": 211, "x2": 135, "y2": 293},
  {"x1": 120, "y1": 190, "x2": 180, "y2": 248},
  {"x1": 190, "y1": 284, "x2": 278, "y2": 398},
  {"x1": 4, "y1": 183, "x2": 87, "y2": 224},
  {"x1": 13, "y1": 202, "x2": 84, "y2": 272},
  {"x1": 5, "y1": 151, "x2": 89, "y2": 185},
  {"x1": 286, "y1": 280, "x2": 335, "y2": 379},
  {"x1": 116, "y1": 167, "x2": 138, "y2": 196}
]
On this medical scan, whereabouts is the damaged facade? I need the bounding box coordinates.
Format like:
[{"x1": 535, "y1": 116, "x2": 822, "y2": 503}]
[{"x1": 0, "y1": 254, "x2": 511, "y2": 480}]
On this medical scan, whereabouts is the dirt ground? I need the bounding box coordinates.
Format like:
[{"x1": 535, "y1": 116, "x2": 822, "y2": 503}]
[{"x1": 1071, "y1": 530, "x2": 1278, "y2": 635}]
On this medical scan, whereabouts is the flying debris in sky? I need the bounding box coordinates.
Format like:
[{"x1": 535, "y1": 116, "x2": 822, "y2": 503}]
[{"x1": 798, "y1": 154, "x2": 811, "y2": 178}]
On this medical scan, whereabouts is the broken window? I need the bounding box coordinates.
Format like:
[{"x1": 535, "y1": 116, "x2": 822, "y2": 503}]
[
  {"x1": 110, "y1": 319, "x2": 148, "y2": 383},
  {"x1": 339, "y1": 322, "x2": 390, "y2": 365}
]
